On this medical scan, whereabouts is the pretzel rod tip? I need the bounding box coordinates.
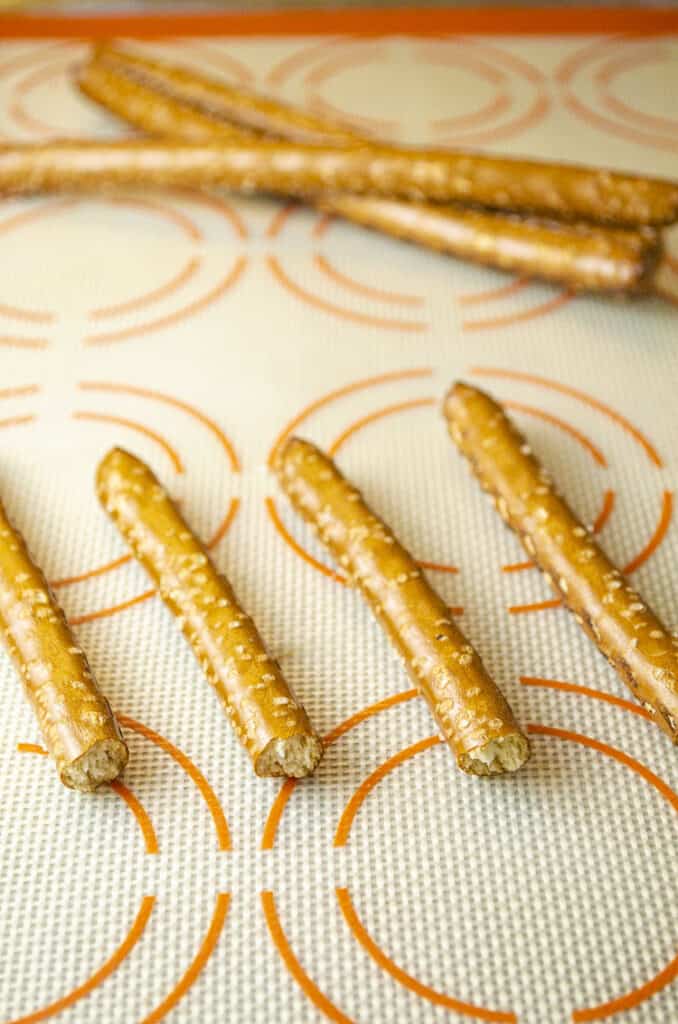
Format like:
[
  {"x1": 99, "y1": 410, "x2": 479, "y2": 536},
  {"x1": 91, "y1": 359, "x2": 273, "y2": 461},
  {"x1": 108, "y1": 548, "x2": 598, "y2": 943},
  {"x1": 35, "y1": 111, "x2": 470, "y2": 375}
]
[
  {"x1": 444, "y1": 382, "x2": 678, "y2": 742},
  {"x1": 0, "y1": 499, "x2": 128, "y2": 791},
  {"x1": 96, "y1": 447, "x2": 322, "y2": 778},
  {"x1": 276, "y1": 437, "x2": 529, "y2": 776}
]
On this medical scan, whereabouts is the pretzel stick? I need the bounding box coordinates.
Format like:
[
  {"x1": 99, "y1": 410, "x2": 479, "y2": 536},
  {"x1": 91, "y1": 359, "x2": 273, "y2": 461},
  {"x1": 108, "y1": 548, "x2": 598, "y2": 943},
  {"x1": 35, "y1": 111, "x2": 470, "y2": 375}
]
[
  {"x1": 0, "y1": 498, "x2": 127, "y2": 790},
  {"x1": 276, "y1": 437, "x2": 529, "y2": 775},
  {"x1": 96, "y1": 448, "x2": 322, "y2": 778},
  {"x1": 2, "y1": 133, "x2": 676, "y2": 228},
  {"x1": 444, "y1": 383, "x2": 678, "y2": 742},
  {"x1": 82, "y1": 45, "x2": 678, "y2": 227},
  {"x1": 77, "y1": 56, "x2": 661, "y2": 293},
  {"x1": 79, "y1": 59, "x2": 260, "y2": 143},
  {"x1": 90, "y1": 44, "x2": 357, "y2": 145}
]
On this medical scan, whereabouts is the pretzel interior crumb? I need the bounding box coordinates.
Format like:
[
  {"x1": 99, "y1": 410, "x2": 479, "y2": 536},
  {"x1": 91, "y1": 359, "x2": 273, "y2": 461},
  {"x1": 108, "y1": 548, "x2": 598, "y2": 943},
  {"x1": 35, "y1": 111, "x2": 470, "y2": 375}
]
[
  {"x1": 62, "y1": 738, "x2": 129, "y2": 792},
  {"x1": 460, "y1": 734, "x2": 530, "y2": 776},
  {"x1": 257, "y1": 733, "x2": 325, "y2": 778}
]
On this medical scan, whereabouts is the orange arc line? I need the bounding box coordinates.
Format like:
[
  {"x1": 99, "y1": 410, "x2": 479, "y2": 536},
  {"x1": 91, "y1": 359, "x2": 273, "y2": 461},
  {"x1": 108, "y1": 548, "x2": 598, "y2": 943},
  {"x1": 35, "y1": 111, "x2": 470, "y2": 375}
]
[
  {"x1": 444, "y1": 91, "x2": 549, "y2": 147},
  {"x1": 457, "y1": 275, "x2": 530, "y2": 305},
  {"x1": 110, "y1": 780, "x2": 159, "y2": 854},
  {"x1": 15, "y1": 749, "x2": 160, "y2": 856},
  {"x1": 313, "y1": 211, "x2": 334, "y2": 239},
  {"x1": 52, "y1": 553, "x2": 133, "y2": 589},
  {"x1": 462, "y1": 288, "x2": 573, "y2": 331},
  {"x1": 16, "y1": 743, "x2": 48, "y2": 754},
  {"x1": 267, "y1": 256, "x2": 426, "y2": 333},
  {"x1": 14, "y1": 56, "x2": 75, "y2": 97},
  {"x1": 432, "y1": 91, "x2": 512, "y2": 133},
  {"x1": 266, "y1": 38, "x2": 345, "y2": 87},
  {"x1": 84, "y1": 257, "x2": 247, "y2": 345},
  {"x1": 267, "y1": 365, "x2": 433, "y2": 467},
  {"x1": 7, "y1": 896, "x2": 155, "y2": 1024},
  {"x1": 68, "y1": 589, "x2": 156, "y2": 626},
  {"x1": 0, "y1": 413, "x2": 36, "y2": 429},
  {"x1": 572, "y1": 954, "x2": 678, "y2": 1022},
  {"x1": 509, "y1": 597, "x2": 561, "y2": 615},
  {"x1": 178, "y1": 41, "x2": 254, "y2": 84},
  {"x1": 51, "y1": 498, "x2": 239, "y2": 590},
  {"x1": 78, "y1": 381, "x2": 241, "y2": 472},
  {"x1": 266, "y1": 200, "x2": 299, "y2": 238},
  {"x1": 261, "y1": 890, "x2": 354, "y2": 1024},
  {"x1": 527, "y1": 724, "x2": 678, "y2": 813},
  {"x1": 328, "y1": 397, "x2": 436, "y2": 456},
  {"x1": 0, "y1": 198, "x2": 77, "y2": 237},
  {"x1": 334, "y1": 735, "x2": 441, "y2": 847},
  {"x1": 314, "y1": 253, "x2": 424, "y2": 306},
  {"x1": 261, "y1": 689, "x2": 418, "y2": 850},
  {"x1": 140, "y1": 893, "x2": 231, "y2": 1024},
  {"x1": 592, "y1": 488, "x2": 616, "y2": 534},
  {"x1": 469, "y1": 366, "x2": 663, "y2": 468},
  {"x1": 336, "y1": 887, "x2": 517, "y2": 1022},
  {"x1": 304, "y1": 43, "x2": 386, "y2": 87},
  {"x1": 502, "y1": 399, "x2": 608, "y2": 467},
  {"x1": 519, "y1": 676, "x2": 653, "y2": 721},
  {"x1": 665, "y1": 254, "x2": 678, "y2": 276},
  {"x1": 503, "y1": 489, "x2": 615, "y2": 572},
  {"x1": 0, "y1": 384, "x2": 40, "y2": 400},
  {"x1": 105, "y1": 195, "x2": 202, "y2": 242},
  {"x1": 118, "y1": 714, "x2": 231, "y2": 851},
  {"x1": 0, "y1": 301, "x2": 54, "y2": 325},
  {"x1": 622, "y1": 490, "x2": 673, "y2": 574},
  {"x1": 0, "y1": 336, "x2": 48, "y2": 350},
  {"x1": 73, "y1": 411, "x2": 184, "y2": 474},
  {"x1": 206, "y1": 495, "x2": 241, "y2": 548},
  {"x1": 564, "y1": 90, "x2": 678, "y2": 155},
  {"x1": 266, "y1": 496, "x2": 346, "y2": 584},
  {"x1": 9, "y1": 97, "x2": 54, "y2": 137},
  {"x1": 600, "y1": 82, "x2": 678, "y2": 138},
  {"x1": 167, "y1": 187, "x2": 248, "y2": 239},
  {"x1": 308, "y1": 93, "x2": 397, "y2": 136},
  {"x1": 89, "y1": 256, "x2": 201, "y2": 321}
]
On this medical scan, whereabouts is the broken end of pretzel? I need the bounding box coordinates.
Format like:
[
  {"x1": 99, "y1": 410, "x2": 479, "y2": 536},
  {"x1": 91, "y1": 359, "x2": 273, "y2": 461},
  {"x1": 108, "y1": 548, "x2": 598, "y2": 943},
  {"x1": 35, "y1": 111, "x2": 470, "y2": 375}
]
[
  {"x1": 60, "y1": 736, "x2": 129, "y2": 792},
  {"x1": 459, "y1": 731, "x2": 530, "y2": 777},
  {"x1": 256, "y1": 732, "x2": 324, "y2": 778}
]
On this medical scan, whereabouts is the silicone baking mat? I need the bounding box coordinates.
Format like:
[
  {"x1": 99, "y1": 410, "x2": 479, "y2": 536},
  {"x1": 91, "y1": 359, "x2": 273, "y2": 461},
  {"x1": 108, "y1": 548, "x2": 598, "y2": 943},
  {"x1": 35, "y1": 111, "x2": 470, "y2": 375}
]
[{"x1": 1, "y1": 10, "x2": 677, "y2": 1024}]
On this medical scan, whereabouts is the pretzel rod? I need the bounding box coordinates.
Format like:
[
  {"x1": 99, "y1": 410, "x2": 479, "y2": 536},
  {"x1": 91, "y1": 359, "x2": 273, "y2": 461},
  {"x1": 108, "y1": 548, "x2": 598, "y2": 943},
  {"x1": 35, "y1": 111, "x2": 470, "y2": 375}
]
[
  {"x1": 444, "y1": 383, "x2": 678, "y2": 742},
  {"x1": 319, "y1": 196, "x2": 660, "y2": 293},
  {"x1": 0, "y1": 498, "x2": 127, "y2": 790},
  {"x1": 79, "y1": 59, "x2": 260, "y2": 143},
  {"x1": 91, "y1": 44, "x2": 357, "y2": 145},
  {"x1": 96, "y1": 448, "x2": 322, "y2": 778},
  {"x1": 276, "y1": 437, "x2": 529, "y2": 775},
  {"x1": 81, "y1": 45, "x2": 678, "y2": 227},
  {"x1": 78, "y1": 56, "x2": 661, "y2": 293}
]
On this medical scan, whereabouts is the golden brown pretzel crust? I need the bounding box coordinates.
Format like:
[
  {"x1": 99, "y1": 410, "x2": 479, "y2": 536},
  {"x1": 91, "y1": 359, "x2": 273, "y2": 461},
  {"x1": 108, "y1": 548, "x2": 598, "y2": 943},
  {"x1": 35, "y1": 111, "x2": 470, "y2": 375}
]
[
  {"x1": 93, "y1": 45, "x2": 357, "y2": 146},
  {"x1": 2, "y1": 135, "x2": 676, "y2": 228},
  {"x1": 276, "y1": 437, "x2": 529, "y2": 775},
  {"x1": 77, "y1": 54, "x2": 661, "y2": 293},
  {"x1": 96, "y1": 448, "x2": 322, "y2": 778},
  {"x1": 79, "y1": 60, "x2": 260, "y2": 143},
  {"x1": 82, "y1": 46, "x2": 678, "y2": 227},
  {"x1": 0, "y1": 499, "x2": 127, "y2": 790},
  {"x1": 321, "y1": 196, "x2": 660, "y2": 293},
  {"x1": 444, "y1": 383, "x2": 678, "y2": 743}
]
